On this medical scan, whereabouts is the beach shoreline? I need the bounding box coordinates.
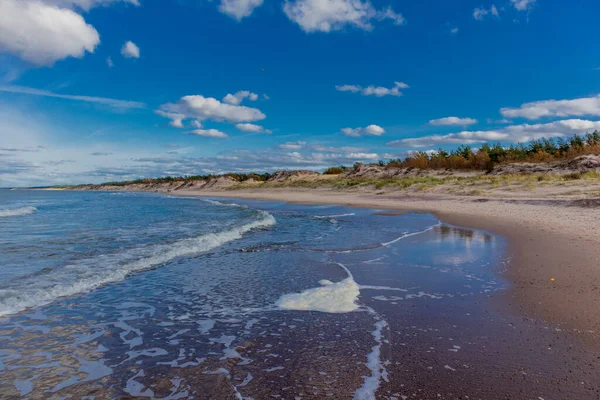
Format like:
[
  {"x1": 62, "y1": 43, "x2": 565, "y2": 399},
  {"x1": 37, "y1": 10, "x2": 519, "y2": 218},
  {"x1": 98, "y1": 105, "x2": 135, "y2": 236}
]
[{"x1": 172, "y1": 187, "x2": 600, "y2": 338}]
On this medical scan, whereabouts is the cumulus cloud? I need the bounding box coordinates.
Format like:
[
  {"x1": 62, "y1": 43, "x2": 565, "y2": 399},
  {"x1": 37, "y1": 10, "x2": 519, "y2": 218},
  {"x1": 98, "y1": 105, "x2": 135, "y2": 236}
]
[
  {"x1": 155, "y1": 110, "x2": 186, "y2": 127},
  {"x1": 188, "y1": 129, "x2": 229, "y2": 139},
  {"x1": 222, "y1": 91, "x2": 259, "y2": 105},
  {"x1": 510, "y1": 0, "x2": 535, "y2": 11},
  {"x1": 0, "y1": 85, "x2": 145, "y2": 110},
  {"x1": 218, "y1": 0, "x2": 263, "y2": 20},
  {"x1": 341, "y1": 124, "x2": 385, "y2": 137},
  {"x1": 235, "y1": 123, "x2": 272, "y2": 134},
  {"x1": 0, "y1": 0, "x2": 100, "y2": 66},
  {"x1": 450, "y1": 27, "x2": 459, "y2": 34},
  {"x1": 429, "y1": 117, "x2": 478, "y2": 126},
  {"x1": 106, "y1": 56, "x2": 114, "y2": 67},
  {"x1": 158, "y1": 95, "x2": 266, "y2": 125},
  {"x1": 283, "y1": 0, "x2": 405, "y2": 33},
  {"x1": 500, "y1": 95, "x2": 600, "y2": 120},
  {"x1": 388, "y1": 119, "x2": 600, "y2": 148},
  {"x1": 121, "y1": 41, "x2": 140, "y2": 58},
  {"x1": 336, "y1": 81, "x2": 409, "y2": 97},
  {"x1": 473, "y1": 5, "x2": 499, "y2": 20}
]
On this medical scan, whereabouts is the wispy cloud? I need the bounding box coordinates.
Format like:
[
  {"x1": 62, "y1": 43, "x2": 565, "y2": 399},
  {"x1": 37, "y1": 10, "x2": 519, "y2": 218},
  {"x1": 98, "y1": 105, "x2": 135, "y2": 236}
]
[
  {"x1": 473, "y1": 5, "x2": 499, "y2": 21},
  {"x1": 501, "y1": 94, "x2": 600, "y2": 119},
  {"x1": 429, "y1": 117, "x2": 478, "y2": 126},
  {"x1": 0, "y1": 85, "x2": 146, "y2": 110},
  {"x1": 510, "y1": 0, "x2": 536, "y2": 11},
  {"x1": 336, "y1": 81, "x2": 409, "y2": 97},
  {"x1": 389, "y1": 119, "x2": 600, "y2": 148}
]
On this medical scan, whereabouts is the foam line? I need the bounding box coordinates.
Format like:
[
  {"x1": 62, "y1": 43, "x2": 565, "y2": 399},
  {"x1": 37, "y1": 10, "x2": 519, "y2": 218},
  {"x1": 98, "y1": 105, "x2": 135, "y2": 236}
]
[{"x1": 313, "y1": 213, "x2": 356, "y2": 219}]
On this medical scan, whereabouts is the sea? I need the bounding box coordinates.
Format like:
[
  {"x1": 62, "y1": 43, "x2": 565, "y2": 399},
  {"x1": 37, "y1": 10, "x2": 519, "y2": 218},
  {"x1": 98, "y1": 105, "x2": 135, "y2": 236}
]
[{"x1": 0, "y1": 189, "x2": 509, "y2": 399}]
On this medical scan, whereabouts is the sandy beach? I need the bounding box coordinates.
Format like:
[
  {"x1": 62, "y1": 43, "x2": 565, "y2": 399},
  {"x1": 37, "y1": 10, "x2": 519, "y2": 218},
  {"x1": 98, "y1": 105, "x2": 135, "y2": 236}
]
[
  {"x1": 177, "y1": 187, "x2": 600, "y2": 338},
  {"x1": 4, "y1": 187, "x2": 600, "y2": 398}
]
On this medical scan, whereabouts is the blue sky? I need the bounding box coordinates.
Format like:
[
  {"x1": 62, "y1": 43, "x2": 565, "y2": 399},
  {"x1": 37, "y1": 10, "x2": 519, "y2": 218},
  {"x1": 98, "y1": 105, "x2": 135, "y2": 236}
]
[{"x1": 1, "y1": 0, "x2": 600, "y2": 187}]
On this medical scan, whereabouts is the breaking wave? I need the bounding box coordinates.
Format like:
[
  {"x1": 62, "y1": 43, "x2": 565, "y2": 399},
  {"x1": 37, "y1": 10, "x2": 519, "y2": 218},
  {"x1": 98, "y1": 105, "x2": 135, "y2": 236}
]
[
  {"x1": 0, "y1": 206, "x2": 37, "y2": 218},
  {"x1": 0, "y1": 211, "x2": 276, "y2": 317}
]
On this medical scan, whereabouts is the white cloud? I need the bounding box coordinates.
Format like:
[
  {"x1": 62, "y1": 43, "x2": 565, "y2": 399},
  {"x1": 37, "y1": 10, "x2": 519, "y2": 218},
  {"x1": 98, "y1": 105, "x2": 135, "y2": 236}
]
[
  {"x1": 473, "y1": 5, "x2": 499, "y2": 21},
  {"x1": 388, "y1": 119, "x2": 600, "y2": 148},
  {"x1": 106, "y1": 56, "x2": 114, "y2": 67},
  {"x1": 346, "y1": 152, "x2": 379, "y2": 160},
  {"x1": 263, "y1": 94, "x2": 270, "y2": 100},
  {"x1": 510, "y1": 0, "x2": 535, "y2": 11},
  {"x1": 336, "y1": 84, "x2": 361, "y2": 93},
  {"x1": 311, "y1": 145, "x2": 364, "y2": 152},
  {"x1": 500, "y1": 95, "x2": 600, "y2": 120},
  {"x1": 222, "y1": 91, "x2": 259, "y2": 105},
  {"x1": 191, "y1": 120, "x2": 203, "y2": 128},
  {"x1": 336, "y1": 81, "x2": 409, "y2": 97},
  {"x1": 341, "y1": 124, "x2": 385, "y2": 137},
  {"x1": 278, "y1": 141, "x2": 306, "y2": 150},
  {"x1": 283, "y1": 0, "x2": 405, "y2": 33},
  {"x1": 218, "y1": 0, "x2": 264, "y2": 20},
  {"x1": 121, "y1": 41, "x2": 140, "y2": 59},
  {"x1": 0, "y1": 85, "x2": 145, "y2": 109},
  {"x1": 0, "y1": 0, "x2": 100, "y2": 66},
  {"x1": 376, "y1": 6, "x2": 405, "y2": 25},
  {"x1": 188, "y1": 129, "x2": 229, "y2": 139},
  {"x1": 45, "y1": 0, "x2": 140, "y2": 12},
  {"x1": 429, "y1": 117, "x2": 478, "y2": 126},
  {"x1": 235, "y1": 123, "x2": 272, "y2": 134},
  {"x1": 155, "y1": 110, "x2": 186, "y2": 127},
  {"x1": 158, "y1": 95, "x2": 266, "y2": 125},
  {"x1": 450, "y1": 27, "x2": 459, "y2": 34}
]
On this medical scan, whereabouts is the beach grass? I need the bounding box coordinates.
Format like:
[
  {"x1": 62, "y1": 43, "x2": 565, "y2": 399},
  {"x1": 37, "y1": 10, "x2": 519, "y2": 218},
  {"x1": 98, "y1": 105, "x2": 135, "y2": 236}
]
[{"x1": 224, "y1": 171, "x2": 600, "y2": 195}]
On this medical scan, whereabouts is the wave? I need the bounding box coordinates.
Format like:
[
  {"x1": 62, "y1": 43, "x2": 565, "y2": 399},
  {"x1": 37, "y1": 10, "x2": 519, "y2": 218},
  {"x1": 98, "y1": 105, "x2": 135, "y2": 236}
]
[
  {"x1": 0, "y1": 206, "x2": 37, "y2": 218},
  {"x1": 313, "y1": 213, "x2": 355, "y2": 219},
  {"x1": 0, "y1": 211, "x2": 276, "y2": 317},
  {"x1": 202, "y1": 199, "x2": 247, "y2": 209}
]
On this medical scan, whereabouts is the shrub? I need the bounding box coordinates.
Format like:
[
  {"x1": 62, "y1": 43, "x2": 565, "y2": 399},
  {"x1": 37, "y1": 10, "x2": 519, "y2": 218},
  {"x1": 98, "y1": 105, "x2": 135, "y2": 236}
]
[{"x1": 323, "y1": 167, "x2": 345, "y2": 175}]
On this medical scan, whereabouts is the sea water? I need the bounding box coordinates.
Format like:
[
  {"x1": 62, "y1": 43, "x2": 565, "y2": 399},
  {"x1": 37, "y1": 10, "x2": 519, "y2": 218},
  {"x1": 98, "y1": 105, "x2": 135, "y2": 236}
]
[{"x1": 0, "y1": 190, "x2": 506, "y2": 398}]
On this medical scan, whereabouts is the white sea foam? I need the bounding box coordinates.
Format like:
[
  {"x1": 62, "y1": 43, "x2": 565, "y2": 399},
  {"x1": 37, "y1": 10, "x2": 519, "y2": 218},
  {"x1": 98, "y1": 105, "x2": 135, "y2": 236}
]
[
  {"x1": 353, "y1": 318, "x2": 388, "y2": 400},
  {"x1": 0, "y1": 206, "x2": 37, "y2": 218},
  {"x1": 275, "y1": 258, "x2": 402, "y2": 399},
  {"x1": 276, "y1": 277, "x2": 360, "y2": 313},
  {"x1": 380, "y1": 223, "x2": 441, "y2": 247},
  {"x1": 202, "y1": 199, "x2": 247, "y2": 209},
  {"x1": 276, "y1": 263, "x2": 360, "y2": 313},
  {"x1": 0, "y1": 211, "x2": 276, "y2": 317},
  {"x1": 313, "y1": 213, "x2": 356, "y2": 219}
]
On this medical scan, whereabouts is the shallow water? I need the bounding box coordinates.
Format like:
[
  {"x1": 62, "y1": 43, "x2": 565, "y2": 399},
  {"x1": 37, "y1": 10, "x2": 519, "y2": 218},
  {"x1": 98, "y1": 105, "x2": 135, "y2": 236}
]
[{"x1": 0, "y1": 190, "x2": 519, "y2": 398}]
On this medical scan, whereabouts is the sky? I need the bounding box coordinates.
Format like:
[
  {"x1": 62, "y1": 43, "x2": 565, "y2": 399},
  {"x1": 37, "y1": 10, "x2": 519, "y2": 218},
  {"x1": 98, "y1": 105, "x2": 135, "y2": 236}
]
[{"x1": 1, "y1": 0, "x2": 600, "y2": 187}]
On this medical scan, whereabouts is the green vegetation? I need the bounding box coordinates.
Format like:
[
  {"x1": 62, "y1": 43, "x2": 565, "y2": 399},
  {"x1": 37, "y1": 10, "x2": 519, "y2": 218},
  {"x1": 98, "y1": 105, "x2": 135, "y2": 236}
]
[{"x1": 323, "y1": 166, "x2": 347, "y2": 175}]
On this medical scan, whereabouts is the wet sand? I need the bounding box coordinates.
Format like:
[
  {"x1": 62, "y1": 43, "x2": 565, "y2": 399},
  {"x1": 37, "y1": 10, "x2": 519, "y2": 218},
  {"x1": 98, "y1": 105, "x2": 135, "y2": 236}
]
[
  {"x1": 181, "y1": 188, "x2": 600, "y2": 335},
  {"x1": 173, "y1": 188, "x2": 600, "y2": 398}
]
